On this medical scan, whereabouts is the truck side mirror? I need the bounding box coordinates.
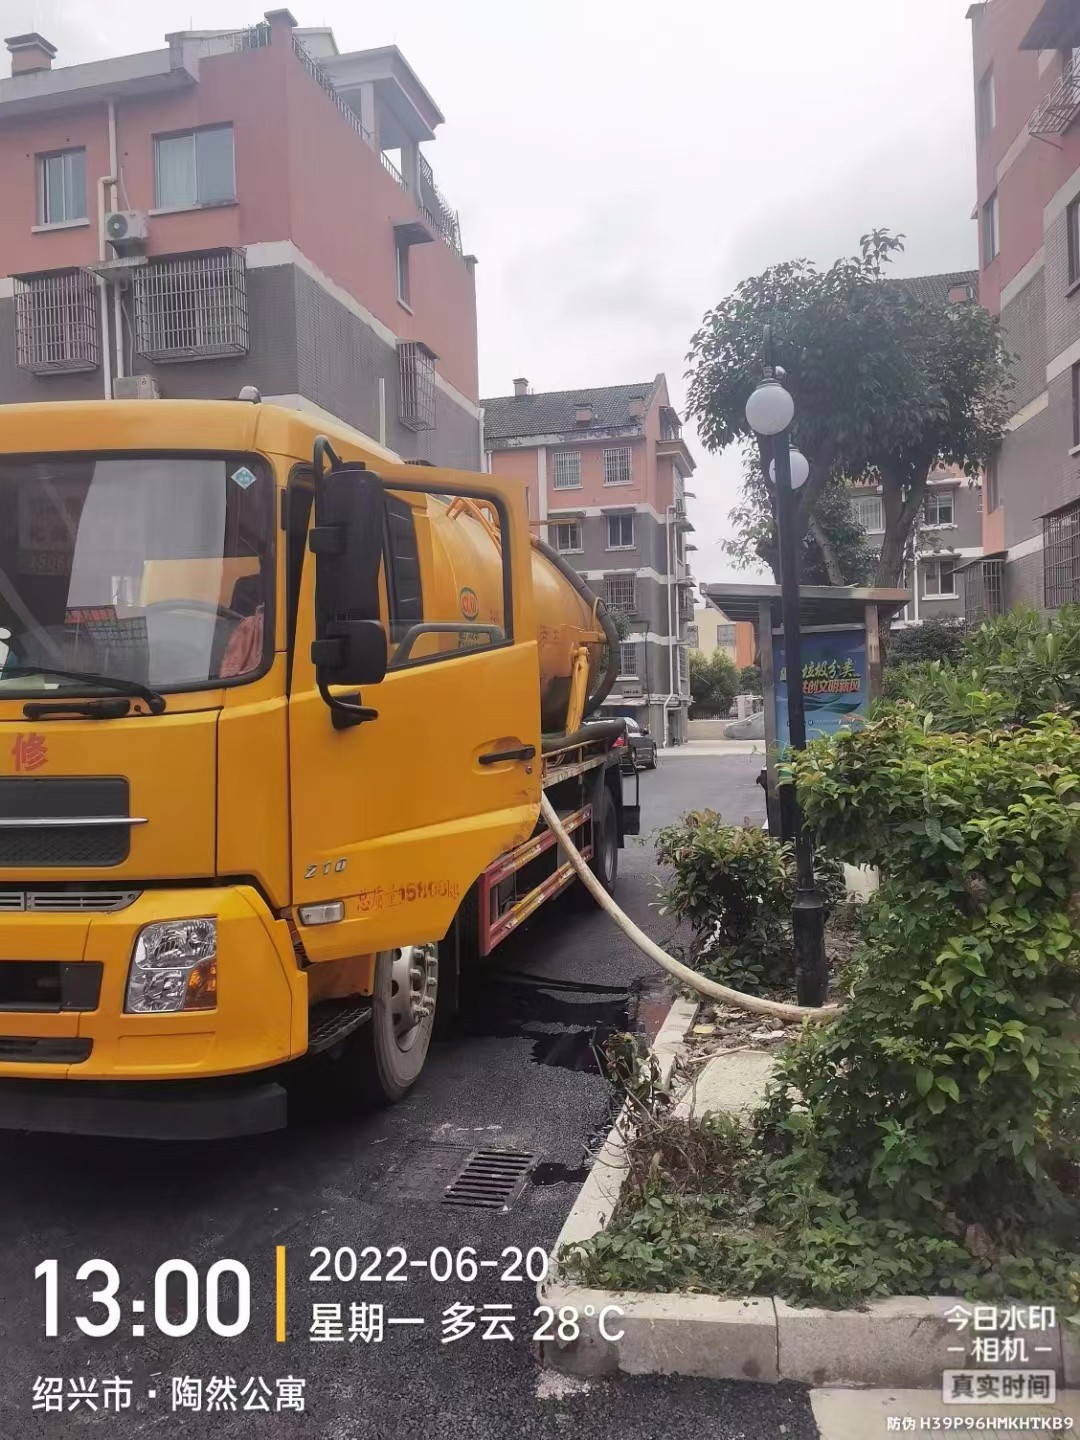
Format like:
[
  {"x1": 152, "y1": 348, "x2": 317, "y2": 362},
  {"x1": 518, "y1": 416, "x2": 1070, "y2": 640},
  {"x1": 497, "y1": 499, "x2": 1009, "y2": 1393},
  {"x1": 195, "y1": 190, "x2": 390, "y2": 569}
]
[{"x1": 310, "y1": 450, "x2": 388, "y2": 695}]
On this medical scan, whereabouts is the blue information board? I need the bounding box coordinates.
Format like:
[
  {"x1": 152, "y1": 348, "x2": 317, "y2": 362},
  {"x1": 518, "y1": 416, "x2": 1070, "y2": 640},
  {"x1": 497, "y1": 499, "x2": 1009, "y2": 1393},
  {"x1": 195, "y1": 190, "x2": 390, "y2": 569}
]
[{"x1": 775, "y1": 628, "x2": 868, "y2": 749}]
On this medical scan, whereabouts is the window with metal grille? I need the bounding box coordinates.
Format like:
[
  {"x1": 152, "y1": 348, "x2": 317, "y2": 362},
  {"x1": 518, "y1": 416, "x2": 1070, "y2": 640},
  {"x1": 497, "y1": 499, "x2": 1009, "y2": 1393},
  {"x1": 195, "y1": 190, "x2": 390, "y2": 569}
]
[
  {"x1": 618, "y1": 641, "x2": 638, "y2": 677},
  {"x1": 603, "y1": 447, "x2": 632, "y2": 485},
  {"x1": 1073, "y1": 362, "x2": 1080, "y2": 449},
  {"x1": 552, "y1": 451, "x2": 581, "y2": 489},
  {"x1": 604, "y1": 574, "x2": 636, "y2": 612},
  {"x1": 606, "y1": 513, "x2": 634, "y2": 549},
  {"x1": 851, "y1": 493, "x2": 884, "y2": 531},
  {"x1": 1044, "y1": 499, "x2": 1080, "y2": 608},
  {"x1": 924, "y1": 491, "x2": 955, "y2": 527},
  {"x1": 551, "y1": 521, "x2": 581, "y2": 554},
  {"x1": 154, "y1": 125, "x2": 235, "y2": 210},
  {"x1": 133, "y1": 249, "x2": 248, "y2": 363},
  {"x1": 963, "y1": 558, "x2": 1004, "y2": 621},
  {"x1": 677, "y1": 645, "x2": 688, "y2": 691},
  {"x1": 924, "y1": 558, "x2": 957, "y2": 597},
  {"x1": 37, "y1": 149, "x2": 86, "y2": 226},
  {"x1": 398, "y1": 341, "x2": 437, "y2": 431},
  {"x1": 851, "y1": 494, "x2": 884, "y2": 532},
  {"x1": 14, "y1": 269, "x2": 99, "y2": 374},
  {"x1": 716, "y1": 624, "x2": 736, "y2": 648}
]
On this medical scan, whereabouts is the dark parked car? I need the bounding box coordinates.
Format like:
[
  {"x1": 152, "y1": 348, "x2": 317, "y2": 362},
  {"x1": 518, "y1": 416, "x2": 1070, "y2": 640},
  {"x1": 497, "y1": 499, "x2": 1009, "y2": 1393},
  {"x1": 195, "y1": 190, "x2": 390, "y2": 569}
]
[{"x1": 587, "y1": 715, "x2": 658, "y2": 772}]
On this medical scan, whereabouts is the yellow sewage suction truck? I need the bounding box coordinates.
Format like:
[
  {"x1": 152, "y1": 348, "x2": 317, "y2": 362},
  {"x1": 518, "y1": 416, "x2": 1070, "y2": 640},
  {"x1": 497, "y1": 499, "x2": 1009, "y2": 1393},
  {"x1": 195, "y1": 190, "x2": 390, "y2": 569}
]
[{"x1": 0, "y1": 398, "x2": 637, "y2": 1138}]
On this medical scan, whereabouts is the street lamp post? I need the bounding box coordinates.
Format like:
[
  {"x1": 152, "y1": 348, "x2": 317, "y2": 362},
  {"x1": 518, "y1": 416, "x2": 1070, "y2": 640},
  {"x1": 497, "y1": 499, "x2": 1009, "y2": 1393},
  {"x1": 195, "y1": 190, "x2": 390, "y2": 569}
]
[{"x1": 745, "y1": 348, "x2": 828, "y2": 1007}]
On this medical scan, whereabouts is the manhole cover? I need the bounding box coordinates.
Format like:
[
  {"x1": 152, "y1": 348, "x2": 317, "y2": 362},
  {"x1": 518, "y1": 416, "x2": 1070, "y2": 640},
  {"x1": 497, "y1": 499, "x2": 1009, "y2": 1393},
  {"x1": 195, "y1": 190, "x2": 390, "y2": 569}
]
[{"x1": 442, "y1": 1149, "x2": 536, "y2": 1210}]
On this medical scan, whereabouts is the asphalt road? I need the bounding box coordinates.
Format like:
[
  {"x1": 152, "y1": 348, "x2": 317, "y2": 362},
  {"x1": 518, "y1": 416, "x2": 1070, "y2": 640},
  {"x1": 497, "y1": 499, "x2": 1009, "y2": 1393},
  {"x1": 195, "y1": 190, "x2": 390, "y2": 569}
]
[{"x1": 0, "y1": 752, "x2": 820, "y2": 1440}]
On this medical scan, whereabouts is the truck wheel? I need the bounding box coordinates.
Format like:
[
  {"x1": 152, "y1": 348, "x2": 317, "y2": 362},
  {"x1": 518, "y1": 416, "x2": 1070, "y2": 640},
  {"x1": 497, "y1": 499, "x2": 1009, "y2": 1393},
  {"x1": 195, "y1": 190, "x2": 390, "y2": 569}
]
[
  {"x1": 321, "y1": 943, "x2": 439, "y2": 1109},
  {"x1": 588, "y1": 784, "x2": 619, "y2": 895}
]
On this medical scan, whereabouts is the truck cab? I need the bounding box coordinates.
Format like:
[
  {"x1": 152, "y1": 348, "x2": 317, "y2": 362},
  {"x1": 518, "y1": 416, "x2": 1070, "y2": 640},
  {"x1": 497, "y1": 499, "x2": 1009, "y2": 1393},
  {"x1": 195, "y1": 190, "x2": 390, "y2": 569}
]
[{"x1": 0, "y1": 399, "x2": 626, "y2": 1138}]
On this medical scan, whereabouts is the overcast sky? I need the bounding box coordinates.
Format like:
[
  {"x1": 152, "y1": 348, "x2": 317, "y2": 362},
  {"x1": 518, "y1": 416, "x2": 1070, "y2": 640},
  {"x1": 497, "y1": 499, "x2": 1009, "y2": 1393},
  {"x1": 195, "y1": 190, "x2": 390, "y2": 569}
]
[{"x1": 2, "y1": 0, "x2": 979, "y2": 583}]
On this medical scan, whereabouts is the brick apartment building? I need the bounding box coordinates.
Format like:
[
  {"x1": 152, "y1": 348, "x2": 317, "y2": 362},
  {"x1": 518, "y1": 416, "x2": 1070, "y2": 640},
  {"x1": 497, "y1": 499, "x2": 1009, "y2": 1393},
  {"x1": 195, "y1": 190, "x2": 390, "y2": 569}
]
[
  {"x1": 968, "y1": 0, "x2": 1080, "y2": 612},
  {"x1": 482, "y1": 377, "x2": 697, "y2": 744},
  {"x1": 0, "y1": 9, "x2": 482, "y2": 467}
]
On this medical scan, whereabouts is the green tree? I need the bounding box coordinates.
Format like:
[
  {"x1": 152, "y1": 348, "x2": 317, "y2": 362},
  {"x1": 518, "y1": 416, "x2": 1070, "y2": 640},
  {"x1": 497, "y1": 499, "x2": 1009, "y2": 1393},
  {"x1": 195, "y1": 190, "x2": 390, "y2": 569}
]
[
  {"x1": 689, "y1": 649, "x2": 738, "y2": 713},
  {"x1": 686, "y1": 230, "x2": 1012, "y2": 587},
  {"x1": 738, "y1": 664, "x2": 762, "y2": 696}
]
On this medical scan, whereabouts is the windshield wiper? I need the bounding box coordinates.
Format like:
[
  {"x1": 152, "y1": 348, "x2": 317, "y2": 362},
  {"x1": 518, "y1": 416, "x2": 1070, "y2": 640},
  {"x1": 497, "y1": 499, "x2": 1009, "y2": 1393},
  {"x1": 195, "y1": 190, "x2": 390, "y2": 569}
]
[{"x1": 0, "y1": 666, "x2": 167, "y2": 715}]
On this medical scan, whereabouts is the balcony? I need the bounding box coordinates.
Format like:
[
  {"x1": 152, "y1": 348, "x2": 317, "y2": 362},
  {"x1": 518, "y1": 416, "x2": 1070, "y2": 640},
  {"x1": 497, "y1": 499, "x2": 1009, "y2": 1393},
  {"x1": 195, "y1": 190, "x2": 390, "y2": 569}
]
[
  {"x1": 297, "y1": 35, "x2": 465, "y2": 256},
  {"x1": 1029, "y1": 53, "x2": 1080, "y2": 137}
]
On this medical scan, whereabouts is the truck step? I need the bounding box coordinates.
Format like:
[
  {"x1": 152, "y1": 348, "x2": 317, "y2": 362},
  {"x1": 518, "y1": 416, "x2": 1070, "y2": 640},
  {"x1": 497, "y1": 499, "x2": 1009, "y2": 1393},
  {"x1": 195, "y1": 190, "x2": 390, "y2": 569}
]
[{"x1": 307, "y1": 999, "x2": 372, "y2": 1053}]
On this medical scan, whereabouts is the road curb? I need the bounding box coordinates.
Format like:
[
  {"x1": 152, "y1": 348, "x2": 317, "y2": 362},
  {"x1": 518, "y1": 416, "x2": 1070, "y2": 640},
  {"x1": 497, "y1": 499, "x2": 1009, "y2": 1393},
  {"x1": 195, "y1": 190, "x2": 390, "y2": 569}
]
[{"x1": 538, "y1": 995, "x2": 1076, "y2": 1389}]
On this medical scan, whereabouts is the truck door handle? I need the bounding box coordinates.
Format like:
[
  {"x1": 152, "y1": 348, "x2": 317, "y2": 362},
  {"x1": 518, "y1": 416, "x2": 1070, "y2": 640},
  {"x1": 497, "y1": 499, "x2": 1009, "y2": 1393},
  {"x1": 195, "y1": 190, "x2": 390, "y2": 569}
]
[{"x1": 479, "y1": 745, "x2": 536, "y2": 766}]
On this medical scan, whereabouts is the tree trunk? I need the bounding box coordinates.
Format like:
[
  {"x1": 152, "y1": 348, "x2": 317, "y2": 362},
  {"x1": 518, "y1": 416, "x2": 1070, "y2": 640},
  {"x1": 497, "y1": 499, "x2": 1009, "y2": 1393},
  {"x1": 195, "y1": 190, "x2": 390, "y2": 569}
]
[
  {"x1": 874, "y1": 457, "x2": 931, "y2": 588},
  {"x1": 808, "y1": 512, "x2": 845, "y2": 585}
]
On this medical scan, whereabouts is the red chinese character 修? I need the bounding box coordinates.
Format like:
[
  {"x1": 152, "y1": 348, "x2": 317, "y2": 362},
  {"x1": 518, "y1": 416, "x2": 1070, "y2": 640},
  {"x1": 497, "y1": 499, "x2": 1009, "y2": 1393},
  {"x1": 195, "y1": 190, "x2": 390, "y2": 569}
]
[{"x1": 11, "y1": 733, "x2": 48, "y2": 773}]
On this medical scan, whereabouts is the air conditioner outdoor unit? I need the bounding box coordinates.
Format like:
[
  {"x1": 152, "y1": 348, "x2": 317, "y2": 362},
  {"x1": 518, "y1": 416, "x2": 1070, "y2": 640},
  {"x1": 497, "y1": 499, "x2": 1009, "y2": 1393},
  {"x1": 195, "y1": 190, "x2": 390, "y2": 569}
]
[
  {"x1": 113, "y1": 375, "x2": 160, "y2": 401},
  {"x1": 105, "y1": 210, "x2": 149, "y2": 256}
]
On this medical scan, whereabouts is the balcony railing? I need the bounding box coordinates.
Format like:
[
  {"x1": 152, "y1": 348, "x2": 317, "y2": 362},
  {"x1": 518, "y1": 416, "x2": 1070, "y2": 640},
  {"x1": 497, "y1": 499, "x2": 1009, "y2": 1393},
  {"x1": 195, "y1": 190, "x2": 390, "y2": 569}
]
[
  {"x1": 1029, "y1": 54, "x2": 1080, "y2": 137},
  {"x1": 380, "y1": 151, "x2": 406, "y2": 189},
  {"x1": 292, "y1": 33, "x2": 373, "y2": 145},
  {"x1": 419, "y1": 155, "x2": 462, "y2": 254}
]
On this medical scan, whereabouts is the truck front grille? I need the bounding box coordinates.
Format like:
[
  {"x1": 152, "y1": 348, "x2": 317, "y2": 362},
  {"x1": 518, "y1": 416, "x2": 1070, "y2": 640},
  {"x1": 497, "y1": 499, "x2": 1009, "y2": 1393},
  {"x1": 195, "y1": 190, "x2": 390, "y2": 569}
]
[
  {"x1": 0, "y1": 889, "x2": 140, "y2": 913},
  {"x1": 0, "y1": 778, "x2": 137, "y2": 868},
  {"x1": 0, "y1": 1037, "x2": 92, "y2": 1064},
  {"x1": 0, "y1": 962, "x2": 103, "y2": 1013}
]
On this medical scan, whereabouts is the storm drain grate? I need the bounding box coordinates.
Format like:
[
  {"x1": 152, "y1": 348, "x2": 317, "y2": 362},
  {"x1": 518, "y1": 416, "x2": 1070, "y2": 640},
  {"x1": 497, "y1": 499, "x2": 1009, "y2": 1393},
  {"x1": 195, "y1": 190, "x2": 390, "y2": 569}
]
[{"x1": 442, "y1": 1149, "x2": 537, "y2": 1210}]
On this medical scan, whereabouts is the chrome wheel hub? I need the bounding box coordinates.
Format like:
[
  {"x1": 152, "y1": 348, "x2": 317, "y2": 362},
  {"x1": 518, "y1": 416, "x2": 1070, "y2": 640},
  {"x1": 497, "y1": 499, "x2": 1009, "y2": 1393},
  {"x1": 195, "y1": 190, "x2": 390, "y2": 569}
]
[{"x1": 389, "y1": 943, "x2": 438, "y2": 1049}]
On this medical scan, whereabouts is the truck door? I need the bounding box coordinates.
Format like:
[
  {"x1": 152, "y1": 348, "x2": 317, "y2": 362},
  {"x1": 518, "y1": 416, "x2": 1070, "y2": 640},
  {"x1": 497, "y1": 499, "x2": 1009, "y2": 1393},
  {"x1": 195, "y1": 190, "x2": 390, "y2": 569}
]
[{"x1": 288, "y1": 469, "x2": 542, "y2": 959}]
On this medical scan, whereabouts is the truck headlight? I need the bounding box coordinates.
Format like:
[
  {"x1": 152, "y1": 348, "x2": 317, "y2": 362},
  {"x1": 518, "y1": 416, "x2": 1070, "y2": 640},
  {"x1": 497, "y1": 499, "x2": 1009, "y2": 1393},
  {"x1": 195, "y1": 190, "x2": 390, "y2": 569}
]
[{"x1": 125, "y1": 919, "x2": 218, "y2": 1014}]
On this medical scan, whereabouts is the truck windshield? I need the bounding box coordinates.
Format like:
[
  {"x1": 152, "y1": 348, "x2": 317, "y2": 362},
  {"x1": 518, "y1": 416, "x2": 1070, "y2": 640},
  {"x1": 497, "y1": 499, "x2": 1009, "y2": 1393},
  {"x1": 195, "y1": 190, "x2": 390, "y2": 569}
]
[{"x1": 0, "y1": 455, "x2": 273, "y2": 698}]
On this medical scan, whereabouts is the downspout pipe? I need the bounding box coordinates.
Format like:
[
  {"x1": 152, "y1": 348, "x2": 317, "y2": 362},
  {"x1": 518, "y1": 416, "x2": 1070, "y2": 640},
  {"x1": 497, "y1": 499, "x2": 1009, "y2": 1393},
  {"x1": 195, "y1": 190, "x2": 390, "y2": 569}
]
[
  {"x1": 95, "y1": 99, "x2": 118, "y2": 400},
  {"x1": 662, "y1": 503, "x2": 678, "y2": 746}
]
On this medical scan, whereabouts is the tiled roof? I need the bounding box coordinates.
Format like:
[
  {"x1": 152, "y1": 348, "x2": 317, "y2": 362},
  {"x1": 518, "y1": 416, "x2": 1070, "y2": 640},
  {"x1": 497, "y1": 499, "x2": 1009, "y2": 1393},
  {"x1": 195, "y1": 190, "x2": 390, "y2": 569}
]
[
  {"x1": 891, "y1": 270, "x2": 979, "y2": 306},
  {"x1": 480, "y1": 378, "x2": 663, "y2": 441}
]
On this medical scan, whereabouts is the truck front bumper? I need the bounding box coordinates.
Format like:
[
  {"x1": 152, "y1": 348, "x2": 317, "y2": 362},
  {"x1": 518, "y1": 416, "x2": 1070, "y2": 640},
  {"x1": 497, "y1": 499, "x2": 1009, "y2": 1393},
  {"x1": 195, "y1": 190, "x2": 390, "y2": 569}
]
[
  {"x1": 0, "y1": 1075, "x2": 288, "y2": 1140},
  {"x1": 0, "y1": 885, "x2": 307, "y2": 1087}
]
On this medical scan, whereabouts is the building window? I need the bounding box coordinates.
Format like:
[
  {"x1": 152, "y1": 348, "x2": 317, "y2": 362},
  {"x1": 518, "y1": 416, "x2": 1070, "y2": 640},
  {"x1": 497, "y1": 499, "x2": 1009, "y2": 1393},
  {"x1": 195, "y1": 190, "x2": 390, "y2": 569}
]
[
  {"x1": 398, "y1": 340, "x2": 437, "y2": 431},
  {"x1": 677, "y1": 644, "x2": 688, "y2": 692},
  {"x1": 133, "y1": 249, "x2": 249, "y2": 363},
  {"x1": 13, "y1": 269, "x2": 99, "y2": 374},
  {"x1": 395, "y1": 241, "x2": 410, "y2": 306},
  {"x1": 976, "y1": 67, "x2": 996, "y2": 136},
  {"x1": 154, "y1": 125, "x2": 235, "y2": 210},
  {"x1": 985, "y1": 455, "x2": 999, "y2": 512},
  {"x1": 963, "y1": 558, "x2": 1004, "y2": 621},
  {"x1": 924, "y1": 558, "x2": 957, "y2": 598},
  {"x1": 1068, "y1": 196, "x2": 1080, "y2": 287},
  {"x1": 716, "y1": 623, "x2": 736, "y2": 649},
  {"x1": 604, "y1": 574, "x2": 637, "y2": 613},
  {"x1": 851, "y1": 493, "x2": 884, "y2": 532},
  {"x1": 923, "y1": 491, "x2": 955, "y2": 527},
  {"x1": 1044, "y1": 499, "x2": 1080, "y2": 607},
  {"x1": 606, "y1": 513, "x2": 635, "y2": 550},
  {"x1": 552, "y1": 451, "x2": 582, "y2": 489},
  {"x1": 37, "y1": 148, "x2": 86, "y2": 226},
  {"x1": 618, "y1": 641, "x2": 638, "y2": 678},
  {"x1": 552, "y1": 520, "x2": 582, "y2": 554},
  {"x1": 1073, "y1": 362, "x2": 1080, "y2": 449},
  {"x1": 602, "y1": 447, "x2": 632, "y2": 486},
  {"x1": 982, "y1": 192, "x2": 1000, "y2": 265}
]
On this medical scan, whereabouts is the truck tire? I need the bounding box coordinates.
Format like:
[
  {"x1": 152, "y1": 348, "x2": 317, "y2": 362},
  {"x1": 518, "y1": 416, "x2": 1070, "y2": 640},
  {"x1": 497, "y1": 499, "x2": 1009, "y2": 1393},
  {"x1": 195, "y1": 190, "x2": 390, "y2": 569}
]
[
  {"x1": 588, "y1": 783, "x2": 619, "y2": 895},
  {"x1": 321, "y1": 943, "x2": 439, "y2": 1110}
]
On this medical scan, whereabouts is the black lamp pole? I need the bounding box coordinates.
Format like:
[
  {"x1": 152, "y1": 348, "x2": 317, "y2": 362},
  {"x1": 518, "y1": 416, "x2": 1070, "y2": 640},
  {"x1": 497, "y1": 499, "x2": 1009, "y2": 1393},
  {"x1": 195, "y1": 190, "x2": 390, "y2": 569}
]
[{"x1": 772, "y1": 427, "x2": 828, "y2": 1007}]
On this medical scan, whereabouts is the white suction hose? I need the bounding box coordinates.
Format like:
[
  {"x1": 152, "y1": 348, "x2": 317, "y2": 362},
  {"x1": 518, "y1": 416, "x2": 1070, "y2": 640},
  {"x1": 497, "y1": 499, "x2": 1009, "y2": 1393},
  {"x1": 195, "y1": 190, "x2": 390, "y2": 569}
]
[{"x1": 541, "y1": 794, "x2": 842, "y2": 1025}]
